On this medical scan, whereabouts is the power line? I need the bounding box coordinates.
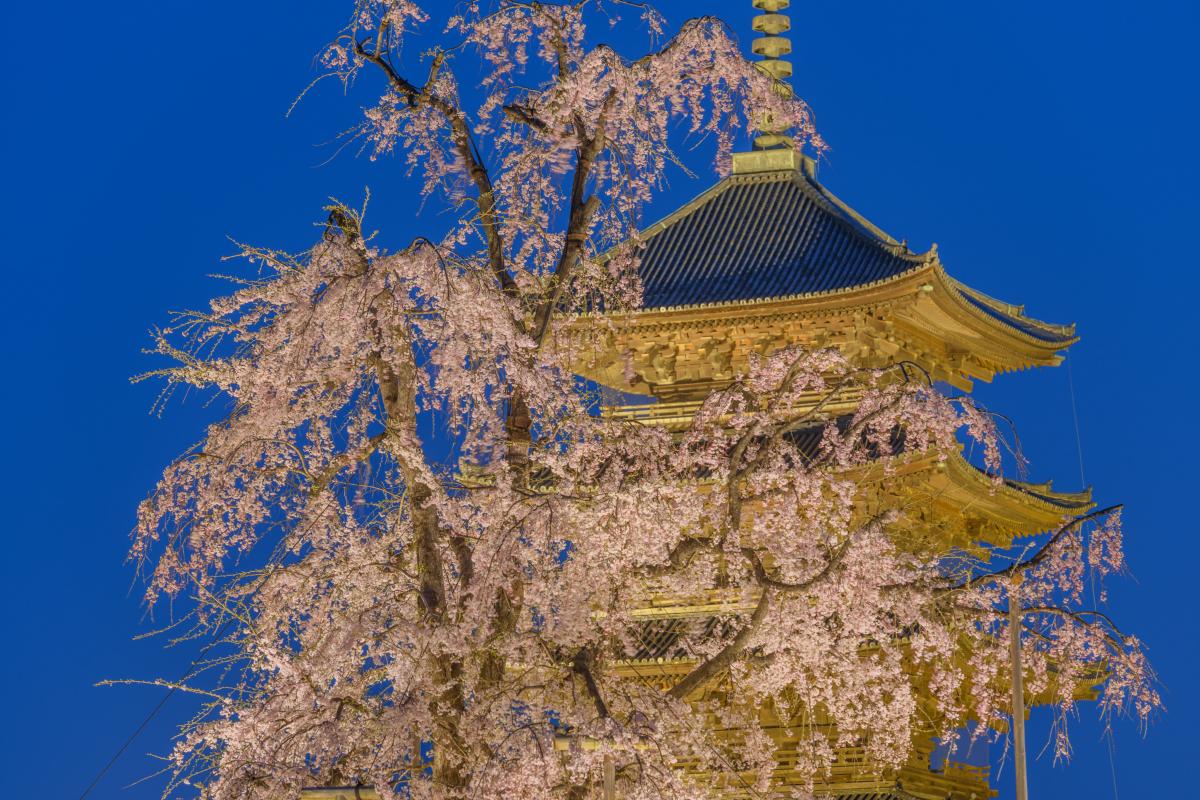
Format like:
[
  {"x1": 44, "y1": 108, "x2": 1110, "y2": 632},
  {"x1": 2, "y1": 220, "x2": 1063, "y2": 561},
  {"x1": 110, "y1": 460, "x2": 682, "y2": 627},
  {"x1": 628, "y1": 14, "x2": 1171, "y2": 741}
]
[
  {"x1": 80, "y1": 496, "x2": 337, "y2": 799},
  {"x1": 1066, "y1": 355, "x2": 1087, "y2": 487},
  {"x1": 1066, "y1": 354, "x2": 1120, "y2": 800},
  {"x1": 78, "y1": 627, "x2": 228, "y2": 800}
]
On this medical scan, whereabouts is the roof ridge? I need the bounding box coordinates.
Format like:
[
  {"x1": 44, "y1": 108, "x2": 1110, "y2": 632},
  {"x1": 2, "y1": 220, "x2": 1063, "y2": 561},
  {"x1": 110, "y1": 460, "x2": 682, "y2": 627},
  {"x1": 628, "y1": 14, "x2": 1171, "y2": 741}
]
[
  {"x1": 951, "y1": 280, "x2": 1075, "y2": 336},
  {"x1": 788, "y1": 170, "x2": 909, "y2": 251}
]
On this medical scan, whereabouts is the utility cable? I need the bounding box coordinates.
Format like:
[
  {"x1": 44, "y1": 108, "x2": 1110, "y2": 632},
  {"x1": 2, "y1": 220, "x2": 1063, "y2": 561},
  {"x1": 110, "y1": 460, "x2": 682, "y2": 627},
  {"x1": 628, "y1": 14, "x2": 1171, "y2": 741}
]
[
  {"x1": 1066, "y1": 354, "x2": 1120, "y2": 800},
  {"x1": 1066, "y1": 355, "x2": 1087, "y2": 489},
  {"x1": 77, "y1": 621, "x2": 231, "y2": 800},
  {"x1": 78, "y1": 497, "x2": 336, "y2": 800}
]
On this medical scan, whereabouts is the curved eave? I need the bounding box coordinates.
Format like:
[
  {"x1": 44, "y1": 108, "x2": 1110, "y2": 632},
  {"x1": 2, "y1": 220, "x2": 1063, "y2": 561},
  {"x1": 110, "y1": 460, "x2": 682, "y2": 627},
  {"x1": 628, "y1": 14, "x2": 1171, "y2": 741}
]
[
  {"x1": 627, "y1": 261, "x2": 930, "y2": 317},
  {"x1": 578, "y1": 167, "x2": 1076, "y2": 392},
  {"x1": 617, "y1": 262, "x2": 1076, "y2": 357},
  {"x1": 574, "y1": 261, "x2": 1073, "y2": 392},
  {"x1": 613, "y1": 168, "x2": 1074, "y2": 357},
  {"x1": 944, "y1": 451, "x2": 1095, "y2": 534},
  {"x1": 600, "y1": 261, "x2": 932, "y2": 323},
  {"x1": 938, "y1": 268, "x2": 1078, "y2": 350},
  {"x1": 862, "y1": 448, "x2": 1094, "y2": 544}
]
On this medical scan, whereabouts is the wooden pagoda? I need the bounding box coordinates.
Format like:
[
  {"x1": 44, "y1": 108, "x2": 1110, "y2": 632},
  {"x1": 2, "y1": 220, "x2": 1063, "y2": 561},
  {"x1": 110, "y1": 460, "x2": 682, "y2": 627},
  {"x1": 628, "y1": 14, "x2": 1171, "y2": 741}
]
[
  {"x1": 565, "y1": 2, "x2": 1090, "y2": 796},
  {"x1": 301, "y1": 3, "x2": 1091, "y2": 799}
]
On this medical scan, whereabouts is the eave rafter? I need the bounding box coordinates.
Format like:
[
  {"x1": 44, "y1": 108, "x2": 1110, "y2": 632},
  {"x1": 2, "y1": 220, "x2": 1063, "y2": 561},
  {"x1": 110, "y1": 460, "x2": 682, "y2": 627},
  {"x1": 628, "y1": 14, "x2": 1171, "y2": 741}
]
[
  {"x1": 566, "y1": 164, "x2": 1075, "y2": 399},
  {"x1": 857, "y1": 448, "x2": 1094, "y2": 550},
  {"x1": 596, "y1": 403, "x2": 1092, "y2": 551},
  {"x1": 564, "y1": 260, "x2": 1074, "y2": 400}
]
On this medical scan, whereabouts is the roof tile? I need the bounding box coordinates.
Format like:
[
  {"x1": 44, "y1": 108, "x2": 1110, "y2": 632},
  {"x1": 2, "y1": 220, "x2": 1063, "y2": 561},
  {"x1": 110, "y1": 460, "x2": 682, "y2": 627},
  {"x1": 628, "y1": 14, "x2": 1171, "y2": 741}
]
[{"x1": 638, "y1": 171, "x2": 924, "y2": 309}]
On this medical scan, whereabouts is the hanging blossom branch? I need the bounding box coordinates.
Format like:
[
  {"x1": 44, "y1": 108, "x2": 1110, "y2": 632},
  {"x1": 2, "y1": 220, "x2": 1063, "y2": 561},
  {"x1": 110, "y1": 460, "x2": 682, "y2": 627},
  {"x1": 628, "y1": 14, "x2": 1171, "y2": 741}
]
[{"x1": 127, "y1": 3, "x2": 1158, "y2": 799}]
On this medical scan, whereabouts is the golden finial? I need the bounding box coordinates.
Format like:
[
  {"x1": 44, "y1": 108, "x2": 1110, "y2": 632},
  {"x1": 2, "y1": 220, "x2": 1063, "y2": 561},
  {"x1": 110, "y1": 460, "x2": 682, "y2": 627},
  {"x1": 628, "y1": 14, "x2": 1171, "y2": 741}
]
[
  {"x1": 732, "y1": 0, "x2": 811, "y2": 173},
  {"x1": 752, "y1": 0, "x2": 793, "y2": 150}
]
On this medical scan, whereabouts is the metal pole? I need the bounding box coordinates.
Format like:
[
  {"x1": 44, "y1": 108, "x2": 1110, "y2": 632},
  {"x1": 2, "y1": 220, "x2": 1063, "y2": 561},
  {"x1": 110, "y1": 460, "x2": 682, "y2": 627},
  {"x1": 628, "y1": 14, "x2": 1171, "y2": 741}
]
[{"x1": 1009, "y1": 575, "x2": 1029, "y2": 800}]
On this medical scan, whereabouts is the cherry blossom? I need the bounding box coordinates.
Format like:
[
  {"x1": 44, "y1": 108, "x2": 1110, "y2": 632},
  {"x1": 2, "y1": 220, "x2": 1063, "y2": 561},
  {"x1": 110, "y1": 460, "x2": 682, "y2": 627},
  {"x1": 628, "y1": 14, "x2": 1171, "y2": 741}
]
[{"x1": 130, "y1": 3, "x2": 1157, "y2": 798}]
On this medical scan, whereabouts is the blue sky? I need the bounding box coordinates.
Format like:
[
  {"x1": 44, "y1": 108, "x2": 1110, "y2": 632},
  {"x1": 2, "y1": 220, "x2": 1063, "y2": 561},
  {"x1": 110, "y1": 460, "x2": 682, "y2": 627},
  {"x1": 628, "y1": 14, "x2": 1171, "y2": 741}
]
[{"x1": 1, "y1": 2, "x2": 1195, "y2": 798}]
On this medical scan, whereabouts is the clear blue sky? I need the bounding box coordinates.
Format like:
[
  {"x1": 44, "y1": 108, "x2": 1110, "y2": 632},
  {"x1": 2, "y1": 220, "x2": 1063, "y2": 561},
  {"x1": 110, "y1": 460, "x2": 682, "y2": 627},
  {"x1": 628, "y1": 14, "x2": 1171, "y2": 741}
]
[{"x1": 2, "y1": 2, "x2": 1195, "y2": 798}]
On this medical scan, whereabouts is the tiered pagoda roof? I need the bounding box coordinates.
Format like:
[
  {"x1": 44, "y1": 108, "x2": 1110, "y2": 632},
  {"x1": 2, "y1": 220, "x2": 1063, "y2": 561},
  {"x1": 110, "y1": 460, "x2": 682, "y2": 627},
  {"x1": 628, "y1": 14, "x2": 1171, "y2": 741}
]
[
  {"x1": 570, "y1": 154, "x2": 1092, "y2": 549},
  {"x1": 635, "y1": 168, "x2": 928, "y2": 308},
  {"x1": 575, "y1": 157, "x2": 1077, "y2": 396},
  {"x1": 632, "y1": 162, "x2": 1072, "y2": 349},
  {"x1": 567, "y1": 8, "x2": 1088, "y2": 797},
  {"x1": 599, "y1": 404, "x2": 1093, "y2": 546}
]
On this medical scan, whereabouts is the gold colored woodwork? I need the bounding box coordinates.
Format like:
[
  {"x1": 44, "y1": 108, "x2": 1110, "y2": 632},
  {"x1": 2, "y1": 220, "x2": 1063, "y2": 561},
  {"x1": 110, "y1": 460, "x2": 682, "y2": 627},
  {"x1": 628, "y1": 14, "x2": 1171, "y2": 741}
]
[
  {"x1": 563, "y1": 133, "x2": 1080, "y2": 796},
  {"x1": 302, "y1": 5, "x2": 1082, "y2": 799},
  {"x1": 563, "y1": 169, "x2": 1073, "y2": 405},
  {"x1": 569, "y1": 261, "x2": 1069, "y2": 400}
]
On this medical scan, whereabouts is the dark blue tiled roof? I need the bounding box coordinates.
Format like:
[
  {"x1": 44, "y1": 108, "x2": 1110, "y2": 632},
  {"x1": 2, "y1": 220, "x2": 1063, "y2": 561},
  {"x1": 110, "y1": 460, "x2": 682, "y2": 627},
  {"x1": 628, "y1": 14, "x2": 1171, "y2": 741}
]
[
  {"x1": 636, "y1": 172, "x2": 926, "y2": 309},
  {"x1": 624, "y1": 168, "x2": 1076, "y2": 348}
]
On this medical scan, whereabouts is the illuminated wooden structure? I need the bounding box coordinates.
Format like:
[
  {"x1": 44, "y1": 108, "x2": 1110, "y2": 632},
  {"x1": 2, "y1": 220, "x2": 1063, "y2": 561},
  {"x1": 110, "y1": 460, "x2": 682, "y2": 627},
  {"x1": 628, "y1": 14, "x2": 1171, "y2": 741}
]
[
  {"x1": 567, "y1": 2, "x2": 1090, "y2": 796},
  {"x1": 302, "y1": 4, "x2": 1088, "y2": 799}
]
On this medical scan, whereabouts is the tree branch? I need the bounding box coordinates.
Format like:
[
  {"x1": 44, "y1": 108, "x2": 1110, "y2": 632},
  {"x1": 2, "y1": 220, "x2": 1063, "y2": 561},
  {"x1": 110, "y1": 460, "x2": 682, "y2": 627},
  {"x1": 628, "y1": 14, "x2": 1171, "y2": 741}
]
[
  {"x1": 739, "y1": 536, "x2": 851, "y2": 593},
  {"x1": 667, "y1": 590, "x2": 770, "y2": 700},
  {"x1": 942, "y1": 505, "x2": 1122, "y2": 593},
  {"x1": 530, "y1": 93, "x2": 616, "y2": 346},
  {"x1": 640, "y1": 536, "x2": 718, "y2": 579},
  {"x1": 352, "y1": 36, "x2": 516, "y2": 299},
  {"x1": 572, "y1": 647, "x2": 610, "y2": 719}
]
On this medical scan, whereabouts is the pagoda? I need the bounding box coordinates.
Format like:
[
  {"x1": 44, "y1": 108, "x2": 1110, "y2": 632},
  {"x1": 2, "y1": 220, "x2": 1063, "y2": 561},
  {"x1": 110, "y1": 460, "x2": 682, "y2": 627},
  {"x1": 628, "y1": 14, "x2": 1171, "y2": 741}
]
[
  {"x1": 299, "y1": 5, "x2": 1094, "y2": 800},
  {"x1": 568, "y1": 1, "x2": 1092, "y2": 797}
]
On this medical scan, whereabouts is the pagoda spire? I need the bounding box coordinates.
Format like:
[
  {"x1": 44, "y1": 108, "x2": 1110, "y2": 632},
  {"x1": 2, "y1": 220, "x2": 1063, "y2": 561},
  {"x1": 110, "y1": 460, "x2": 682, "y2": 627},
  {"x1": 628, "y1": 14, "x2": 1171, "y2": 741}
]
[
  {"x1": 733, "y1": 1, "x2": 812, "y2": 174},
  {"x1": 751, "y1": 0, "x2": 794, "y2": 150}
]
